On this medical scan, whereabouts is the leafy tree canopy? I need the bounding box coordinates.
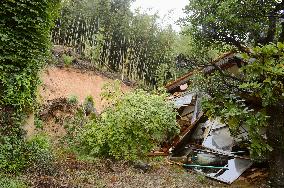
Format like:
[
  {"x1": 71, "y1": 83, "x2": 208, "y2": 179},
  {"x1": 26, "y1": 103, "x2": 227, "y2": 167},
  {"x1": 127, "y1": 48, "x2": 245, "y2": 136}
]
[
  {"x1": 53, "y1": 0, "x2": 177, "y2": 88},
  {"x1": 184, "y1": 0, "x2": 284, "y2": 51},
  {"x1": 183, "y1": 1, "x2": 284, "y2": 186},
  {"x1": 190, "y1": 42, "x2": 284, "y2": 187}
]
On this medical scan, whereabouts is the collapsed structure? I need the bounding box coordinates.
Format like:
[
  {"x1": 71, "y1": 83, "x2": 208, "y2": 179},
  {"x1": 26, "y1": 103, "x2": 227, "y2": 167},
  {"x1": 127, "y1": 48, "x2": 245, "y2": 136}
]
[{"x1": 162, "y1": 52, "x2": 253, "y2": 184}]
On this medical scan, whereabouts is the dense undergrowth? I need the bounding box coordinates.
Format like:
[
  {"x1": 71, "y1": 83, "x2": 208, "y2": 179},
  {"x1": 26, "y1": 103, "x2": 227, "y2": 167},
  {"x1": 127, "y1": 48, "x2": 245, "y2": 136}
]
[
  {"x1": 63, "y1": 82, "x2": 179, "y2": 161},
  {"x1": 0, "y1": 0, "x2": 60, "y2": 173},
  {"x1": 79, "y1": 92, "x2": 178, "y2": 160}
]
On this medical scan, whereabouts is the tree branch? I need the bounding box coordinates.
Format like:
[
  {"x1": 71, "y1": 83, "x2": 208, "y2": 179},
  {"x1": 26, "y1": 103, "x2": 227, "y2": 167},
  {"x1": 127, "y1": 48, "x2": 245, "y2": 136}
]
[
  {"x1": 220, "y1": 34, "x2": 249, "y2": 53},
  {"x1": 208, "y1": 26, "x2": 249, "y2": 53},
  {"x1": 210, "y1": 61, "x2": 244, "y2": 82}
]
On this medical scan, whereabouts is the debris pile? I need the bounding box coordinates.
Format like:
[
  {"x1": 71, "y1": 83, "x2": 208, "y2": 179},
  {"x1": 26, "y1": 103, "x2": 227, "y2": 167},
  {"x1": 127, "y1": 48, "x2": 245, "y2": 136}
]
[
  {"x1": 166, "y1": 92, "x2": 252, "y2": 184},
  {"x1": 155, "y1": 53, "x2": 256, "y2": 184}
]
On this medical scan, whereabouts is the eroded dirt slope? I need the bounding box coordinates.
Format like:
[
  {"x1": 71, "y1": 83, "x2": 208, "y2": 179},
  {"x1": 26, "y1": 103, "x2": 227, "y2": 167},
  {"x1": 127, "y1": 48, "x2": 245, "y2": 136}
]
[{"x1": 40, "y1": 66, "x2": 130, "y2": 113}]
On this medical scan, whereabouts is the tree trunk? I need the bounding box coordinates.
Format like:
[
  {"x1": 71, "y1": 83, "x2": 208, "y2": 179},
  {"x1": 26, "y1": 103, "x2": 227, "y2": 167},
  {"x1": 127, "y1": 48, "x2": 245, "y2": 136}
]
[
  {"x1": 279, "y1": 21, "x2": 284, "y2": 42},
  {"x1": 263, "y1": 12, "x2": 277, "y2": 45},
  {"x1": 267, "y1": 103, "x2": 284, "y2": 187}
]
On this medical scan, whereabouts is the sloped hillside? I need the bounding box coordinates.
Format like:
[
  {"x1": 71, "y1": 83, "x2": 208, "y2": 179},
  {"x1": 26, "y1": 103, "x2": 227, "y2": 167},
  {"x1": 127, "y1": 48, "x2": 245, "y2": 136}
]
[{"x1": 40, "y1": 66, "x2": 130, "y2": 113}]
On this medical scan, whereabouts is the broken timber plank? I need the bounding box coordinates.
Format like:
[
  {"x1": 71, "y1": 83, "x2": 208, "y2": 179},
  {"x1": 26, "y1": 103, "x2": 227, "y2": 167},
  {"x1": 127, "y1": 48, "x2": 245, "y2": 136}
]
[{"x1": 172, "y1": 112, "x2": 204, "y2": 149}]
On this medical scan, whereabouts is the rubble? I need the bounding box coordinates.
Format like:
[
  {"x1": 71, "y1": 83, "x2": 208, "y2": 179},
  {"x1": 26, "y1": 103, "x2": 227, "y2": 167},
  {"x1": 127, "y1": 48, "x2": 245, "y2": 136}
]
[
  {"x1": 166, "y1": 91, "x2": 253, "y2": 184},
  {"x1": 204, "y1": 158, "x2": 253, "y2": 184},
  {"x1": 202, "y1": 120, "x2": 234, "y2": 154},
  {"x1": 162, "y1": 52, "x2": 255, "y2": 184}
]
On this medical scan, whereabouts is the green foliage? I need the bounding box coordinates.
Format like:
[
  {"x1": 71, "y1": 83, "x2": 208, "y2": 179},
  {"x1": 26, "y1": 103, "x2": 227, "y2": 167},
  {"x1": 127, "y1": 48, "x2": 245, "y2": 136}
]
[
  {"x1": 0, "y1": 133, "x2": 54, "y2": 174},
  {"x1": 240, "y1": 43, "x2": 284, "y2": 106},
  {"x1": 191, "y1": 43, "x2": 284, "y2": 159},
  {"x1": 78, "y1": 89, "x2": 179, "y2": 160},
  {"x1": 184, "y1": 0, "x2": 284, "y2": 50},
  {"x1": 101, "y1": 80, "x2": 123, "y2": 104},
  {"x1": 0, "y1": 0, "x2": 60, "y2": 172},
  {"x1": 62, "y1": 54, "x2": 74, "y2": 67},
  {"x1": 25, "y1": 134, "x2": 54, "y2": 175},
  {"x1": 52, "y1": 0, "x2": 177, "y2": 87},
  {"x1": 0, "y1": 135, "x2": 27, "y2": 173},
  {"x1": 84, "y1": 95, "x2": 95, "y2": 107},
  {"x1": 0, "y1": 0, "x2": 60, "y2": 113},
  {"x1": 175, "y1": 29, "x2": 231, "y2": 62},
  {"x1": 83, "y1": 29, "x2": 105, "y2": 65},
  {"x1": 174, "y1": 29, "x2": 233, "y2": 78},
  {"x1": 63, "y1": 108, "x2": 88, "y2": 148},
  {"x1": 0, "y1": 175, "x2": 27, "y2": 188},
  {"x1": 156, "y1": 63, "x2": 177, "y2": 87},
  {"x1": 67, "y1": 95, "x2": 79, "y2": 105},
  {"x1": 34, "y1": 117, "x2": 44, "y2": 129},
  {"x1": 83, "y1": 95, "x2": 97, "y2": 118}
]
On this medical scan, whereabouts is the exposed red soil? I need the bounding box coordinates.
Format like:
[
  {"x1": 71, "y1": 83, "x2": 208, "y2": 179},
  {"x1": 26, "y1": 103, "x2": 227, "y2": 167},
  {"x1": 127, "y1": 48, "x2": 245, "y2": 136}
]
[{"x1": 39, "y1": 66, "x2": 130, "y2": 113}]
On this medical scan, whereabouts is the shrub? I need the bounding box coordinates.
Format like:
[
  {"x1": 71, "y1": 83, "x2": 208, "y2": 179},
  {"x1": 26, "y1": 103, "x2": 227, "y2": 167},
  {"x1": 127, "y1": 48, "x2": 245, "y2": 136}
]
[
  {"x1": 25, "y1": 134, "x2": 54, "y2": 175},
  {"x1": 79, "y1": 90, "x2": 179, "y2": 160},
  {"x1": 67, "y1": 95, "x2": 79, "y2": 105},
  {"x1": 34, "y1": 117, "x2": 44, "y2": 129},
  {"x1": 62, "y1": 54, "x2": 74, "y2": 67},
  {"x1": 83, "y1": 95, "x2": 97, "y2": 116},
  {"x1": 0, "y1": 136, "x2": 27, "y2": 173},
  {"x1": 63, "y1": 108, "x2": 87, "y2": 147},
  {"x1": 0, "y1": 134, "x2": 54, "y2": 174},
  {"x1": 84, "y1": 95, "x2": 95, "y2": 105}
]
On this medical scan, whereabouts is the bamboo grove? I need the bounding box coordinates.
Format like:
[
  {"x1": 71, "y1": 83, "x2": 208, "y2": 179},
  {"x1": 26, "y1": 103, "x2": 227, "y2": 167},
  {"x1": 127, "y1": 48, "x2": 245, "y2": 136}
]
[{"x1": 52, "y1": 0, "x2": 177, "y2": 87}]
